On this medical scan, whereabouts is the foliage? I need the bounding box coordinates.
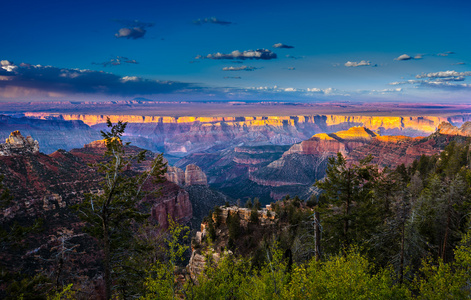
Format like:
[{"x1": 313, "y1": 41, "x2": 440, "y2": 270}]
[
  {"x1": 75, "y1": 118, "x2": 167, "y2": 299},
  {"x1": 47, "y1": 284, "x2": 76, "y2": 300},
  {"x1": 141, "y1": 217, "x2": 189, "y2": 300},
  {"x1": 315, "y1": 153, "x2": 379, "y2": 253}
]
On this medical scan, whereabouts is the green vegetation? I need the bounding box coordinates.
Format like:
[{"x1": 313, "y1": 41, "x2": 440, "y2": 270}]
[{"x1": 76, "y1": 118, "x2": 168, "y2": 299}]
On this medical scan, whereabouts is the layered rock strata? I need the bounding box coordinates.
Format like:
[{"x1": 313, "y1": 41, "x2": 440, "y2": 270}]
[{"x1": 24, "y1": 113, "x2": 469, "y2": 155}]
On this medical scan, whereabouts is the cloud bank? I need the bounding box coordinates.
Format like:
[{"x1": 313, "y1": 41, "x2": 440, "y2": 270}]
[
  {"x1": 0, "y1": 60, "x2": 192, "y2": 99},
  {"x1": 390, "y1": 70, "x2": 471, "y2": 91},
  {"x1": 197, "y1": 49, "x2": 277, "y2": 60},
  {"x1": 416, "y1": 70, "x2": 471, "y2": 79}
]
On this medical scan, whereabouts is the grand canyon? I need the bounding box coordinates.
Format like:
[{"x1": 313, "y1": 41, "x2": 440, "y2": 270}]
[
  {"x1": 2, "y1": 100, "x2": 471, "y2": 298},
  {"x1": 2, "y1": 0, "x2": 471, "y2": 298}
]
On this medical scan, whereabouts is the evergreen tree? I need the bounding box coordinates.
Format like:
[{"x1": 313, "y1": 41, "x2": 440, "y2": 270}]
[
  {"x1": 76, "y1": 118, "x2": 167, "y2": 299},
  {"x1": 314, "y1": 153, "x2": 378, "y2": 253}
]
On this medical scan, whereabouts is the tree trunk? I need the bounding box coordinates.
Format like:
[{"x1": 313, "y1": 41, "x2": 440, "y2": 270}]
[
  {"x1": 399, "y1": 221, "x2": 405, "y2": 284},
  {"x1": 343, "y1": 171, "x2": 351, "y2": 253},
  {"x1": 314, "y1": 211, "x2": 321, "y2": 261},
  {"x1": 103, "y1": 217, "x2": 111, "y2": 300},
  {"x1": 441, "y1": 197, "x2": 452, "y2": 263}
]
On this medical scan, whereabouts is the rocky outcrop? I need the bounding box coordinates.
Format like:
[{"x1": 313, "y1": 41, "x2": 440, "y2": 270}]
[
  {"x1": 438, "y1": 121, "x2": 471, "y2": 137},
  {"x1": 0, "y1": 131, "x2": 39, "y2": 156},
  {"x1": 188, "y1": 205, "x2": 276, "y2": 281},
  {"x1": 185, "y1": 164, "x2": 208, "y2": 186},
  {"x1": 207, "y1": 206, "x2": 276, "y2": 228}
]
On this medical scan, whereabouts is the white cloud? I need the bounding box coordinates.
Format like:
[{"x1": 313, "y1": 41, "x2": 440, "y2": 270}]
[
  {"x1": 272, "y1": 43, "x2": 294, "y2": 49},
  {"x1": 395, "y1": 54, "x2": 412, "y2": 61},
  {"x1": 344, "y1": 60, "x2": 371, "y2": 67},
  {"x1": 389, "y1": 80, "x2": 422, "y2": 85},
  {"x1": 115, "y1": 27, "x2": 146, "y2": 39},
  {"x1": 1, "y1": 60, "x2": 18, "y2": 72},
  {"x1": 198, "y1": 49, "x2": 277, "y2": 60},
  {"x1": 120, "y1": 76, "x2": 140, "y2": 82},
  {"x1": 222, "y1": 66, "x2": 258, "y2": 71},
  {"x1": 415, "y1": 70, "x2": 471, "y2": 79}
]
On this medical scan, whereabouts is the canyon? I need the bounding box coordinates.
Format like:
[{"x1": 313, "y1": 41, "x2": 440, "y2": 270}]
[{"x1": 11, "y1": 112, "x2": 471, "y2": 157}]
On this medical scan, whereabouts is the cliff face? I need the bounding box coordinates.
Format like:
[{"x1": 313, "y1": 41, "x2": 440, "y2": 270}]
[
  {"x1": 348, "y1": 122, "x2": 471, "y2": 169},
  {"x1": 164, "y1": 164, "x2": 208, "y2": 186},
  {"x1": 185, "y1": 165, "x2": 208, "y2": 186},
  {"x1": 23, "y1": 113, "x2": 464, "y2": 156},
  {"x1": 166, "y1": 166, "x2": 185, "y2": 186},
  {"x1": 347, "y1": 137, "x2": 439, "y2": 168},
  {"x1": 148, "y1": 182, "x2": 192, "y2": 228},
  {"x1": 25, "y1": 113, "x2": 452, "y2": 132}
]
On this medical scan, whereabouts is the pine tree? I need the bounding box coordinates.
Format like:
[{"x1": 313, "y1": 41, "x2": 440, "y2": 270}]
[
  {"x1": 314, "y1": 153, "x2": 378, "y2": 254},
  {"x1": 76, "y1": 118, "x2": 167, "y2": 299}
]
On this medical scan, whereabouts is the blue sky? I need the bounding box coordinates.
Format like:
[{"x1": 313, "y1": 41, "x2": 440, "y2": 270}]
[{"x1": 1, "y1": 0, "x2": 470, "y2": 102}]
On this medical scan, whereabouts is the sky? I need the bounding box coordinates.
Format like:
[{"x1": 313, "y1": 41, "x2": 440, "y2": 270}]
[{"x1": 1, "y1": 0, "x2": 470, "y2": 103}]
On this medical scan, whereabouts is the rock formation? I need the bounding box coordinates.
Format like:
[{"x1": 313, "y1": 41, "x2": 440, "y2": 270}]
[
  {"x1": 166, "y1": 166, "x2": 186, "y2": 186},
  {"x1": 165, "y1": 164, "x2": 208, "y2": 186},
  {"x1": 0, "y1": 131, "x2": 39, "y2": 156},
  {"x1": 438, "y1": 121, "x2": 471, "y2": 136},
  {"x1": 185, "y1": 164, "x2": 208, "y2": 186}
]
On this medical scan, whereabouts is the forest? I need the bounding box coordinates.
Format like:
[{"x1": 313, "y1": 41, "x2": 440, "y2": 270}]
[{"x1": 1, "y1": 120, "x2": 471, "y2": 299}]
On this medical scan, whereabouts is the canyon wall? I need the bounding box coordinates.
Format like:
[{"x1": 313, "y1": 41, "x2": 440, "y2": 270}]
[{"x1": 16, "y1": 113, "x2": 471, "y2": 156}]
